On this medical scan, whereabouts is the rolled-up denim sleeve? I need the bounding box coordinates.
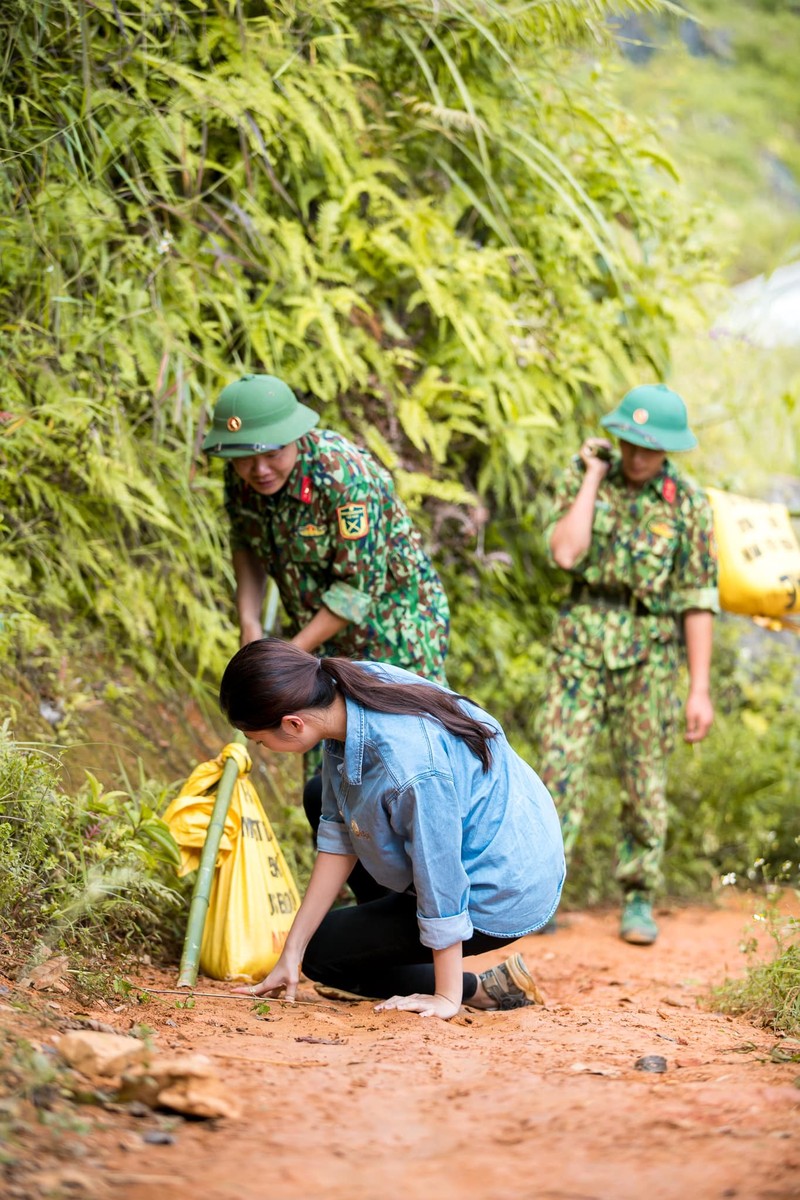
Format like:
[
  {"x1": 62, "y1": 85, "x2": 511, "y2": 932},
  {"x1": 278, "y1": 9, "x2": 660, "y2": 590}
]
[
  {"x1": 316, "y1": 761, "x2": 355, "y2": 855},
  {"x1": 390, "y1": 775, "x2": 473, "y2": 950},
  {"x1": 316, "y1": 815, "x2": 354, "y2": 856}
]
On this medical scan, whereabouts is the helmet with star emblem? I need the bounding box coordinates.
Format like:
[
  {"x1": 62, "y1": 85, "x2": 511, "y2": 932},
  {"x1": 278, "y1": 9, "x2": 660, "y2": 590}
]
[
  {"x1": 599, "y1": 384, "x2": 697, "y2": 452},
  {"x1": 202, "y1": 374, "x2": 319, "y2": 458}
]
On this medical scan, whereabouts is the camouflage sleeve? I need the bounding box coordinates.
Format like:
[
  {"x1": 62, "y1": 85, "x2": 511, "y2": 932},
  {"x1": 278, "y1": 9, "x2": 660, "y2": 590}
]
[
  {"x1": 319, "y1": 476, "x2": 389, "y2": 624},
  {"x1": 223, "y1": 465, "x2": 251, "y2": 554},
  {"x1": 672, "y1": 488, "x2": 720, "y2": 614},
  {"x1": 542, "y1": 458, "x2": 583, "y2": 567}
]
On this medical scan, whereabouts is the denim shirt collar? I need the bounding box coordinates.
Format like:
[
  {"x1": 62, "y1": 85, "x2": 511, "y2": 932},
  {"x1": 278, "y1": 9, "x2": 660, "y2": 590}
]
[{"x1": 325, "y1": 693, "x2": 366, "y2": 785}]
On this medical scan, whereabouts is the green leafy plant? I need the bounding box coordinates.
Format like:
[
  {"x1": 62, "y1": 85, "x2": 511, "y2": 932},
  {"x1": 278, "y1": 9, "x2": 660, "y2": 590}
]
[
  {"x1": 0, "y1": 0, "x2": 715, "y2": 697},
  {"x1": 0, "y1": 728, "x2": 186, "y2": 952},
  {"x1": 711, "y1": 900, "x2": 800, "y2": 1036}
]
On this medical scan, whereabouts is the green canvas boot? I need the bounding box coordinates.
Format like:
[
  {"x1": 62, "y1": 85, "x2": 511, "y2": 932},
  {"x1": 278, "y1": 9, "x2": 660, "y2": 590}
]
[{"x1": 620, "y1": 893, "x2": 658, "y2": 945}]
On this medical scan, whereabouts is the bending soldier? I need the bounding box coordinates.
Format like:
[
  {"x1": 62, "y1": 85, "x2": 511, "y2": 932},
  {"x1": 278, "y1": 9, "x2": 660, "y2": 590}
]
[
  {"x1": 203, "y1": 373, "x2": 450, "y2": 902},
  {"x1": 539, "y1": 384, "x2": 718, "y2": 945}
]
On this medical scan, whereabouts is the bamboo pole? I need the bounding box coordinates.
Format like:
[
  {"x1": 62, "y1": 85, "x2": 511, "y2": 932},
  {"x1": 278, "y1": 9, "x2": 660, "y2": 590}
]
[{"x1": 177, "y1": 730, "x2": 247, "y2": 988}]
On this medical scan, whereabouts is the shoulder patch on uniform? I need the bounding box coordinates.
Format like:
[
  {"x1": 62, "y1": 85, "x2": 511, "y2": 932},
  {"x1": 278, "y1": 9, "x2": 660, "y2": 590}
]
[
  {"x1": 662, "y1": 478, "x2": 677, "y2": 505},
  {"x1": 337, "y1": 502, "x2": 369, "y2": 540}
]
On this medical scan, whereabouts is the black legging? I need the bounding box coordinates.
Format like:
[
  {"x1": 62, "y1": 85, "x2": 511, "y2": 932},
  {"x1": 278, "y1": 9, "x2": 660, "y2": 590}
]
[
  {"x1": 303, "y1": 889, "x2": 516, "y2": 1001},
  {"x1": 302, "y1": 773, "x2": 389, "y2": 905}
]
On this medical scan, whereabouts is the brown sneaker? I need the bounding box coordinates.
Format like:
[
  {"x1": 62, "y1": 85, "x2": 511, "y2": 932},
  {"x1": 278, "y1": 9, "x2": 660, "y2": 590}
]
[{"x1": 478, "y1": 953, "x2": 544, "y2": 1010}]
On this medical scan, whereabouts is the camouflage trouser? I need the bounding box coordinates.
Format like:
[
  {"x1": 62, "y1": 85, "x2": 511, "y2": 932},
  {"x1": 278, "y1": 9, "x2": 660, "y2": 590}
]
[{"x1": 538, "y1": 642, "x2": 680, "y2": 895}]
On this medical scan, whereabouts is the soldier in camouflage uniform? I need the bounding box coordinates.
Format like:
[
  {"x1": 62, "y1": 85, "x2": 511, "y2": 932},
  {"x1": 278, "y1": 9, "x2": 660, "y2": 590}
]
[
  {"x1": 540, "y1": 384, "x2": 718, "y2": 945},
  {"x1": 202, "y1": 373, "x2": 449, "y2": 676},
  {"x1": 203, "y1": 373, "x2": 450, "y2": 902}
]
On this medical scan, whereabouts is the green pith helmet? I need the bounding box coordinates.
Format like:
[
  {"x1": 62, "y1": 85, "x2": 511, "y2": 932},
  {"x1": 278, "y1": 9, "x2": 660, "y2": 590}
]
[
  {"x1": 202, "y1": 374, "x2": 319, "y2": 458},
  {"x1": 600, "y1": 384, "x2": 697, "y2": 452}
]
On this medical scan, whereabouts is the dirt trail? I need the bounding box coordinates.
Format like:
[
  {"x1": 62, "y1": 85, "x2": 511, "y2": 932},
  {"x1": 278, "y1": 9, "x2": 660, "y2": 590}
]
[{"x1": 4, "y1": 896, "x2": 800, "y2": 1200}]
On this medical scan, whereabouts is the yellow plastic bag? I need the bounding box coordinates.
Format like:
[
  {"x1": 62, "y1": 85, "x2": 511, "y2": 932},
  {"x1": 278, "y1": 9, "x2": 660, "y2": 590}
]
[
  {"x1": 707, "y1": 487, "x2": 800, "y2": 623},
  {"x1": 163, "y1": 743, "x2": 301, "y2": 983}
]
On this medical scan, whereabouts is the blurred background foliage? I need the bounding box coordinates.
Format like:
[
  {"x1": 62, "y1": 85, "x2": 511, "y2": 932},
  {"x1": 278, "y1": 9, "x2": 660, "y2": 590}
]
[{"x1": 0, "y1": 0, "x2": 798, "y2": 957}]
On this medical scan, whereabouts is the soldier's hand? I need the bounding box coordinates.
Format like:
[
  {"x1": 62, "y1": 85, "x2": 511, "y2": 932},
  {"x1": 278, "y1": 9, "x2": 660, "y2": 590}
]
[
  {"x1": 579, "y1": 438, "x2": 613, "y2": 475},
  {"x1": 685, "y1": 690, "x2": 714, "y2": 743}
]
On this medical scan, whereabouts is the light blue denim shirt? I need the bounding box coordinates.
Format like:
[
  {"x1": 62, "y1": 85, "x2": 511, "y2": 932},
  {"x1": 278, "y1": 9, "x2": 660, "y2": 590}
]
[{"x1": 317, "y1": 663, "x2": 566, "y2": 950}]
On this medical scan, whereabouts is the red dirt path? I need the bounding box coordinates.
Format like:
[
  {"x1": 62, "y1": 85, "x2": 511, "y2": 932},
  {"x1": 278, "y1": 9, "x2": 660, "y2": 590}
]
[{"x1": 4, "y1": 896, "x2": 800, "y2": 1200}]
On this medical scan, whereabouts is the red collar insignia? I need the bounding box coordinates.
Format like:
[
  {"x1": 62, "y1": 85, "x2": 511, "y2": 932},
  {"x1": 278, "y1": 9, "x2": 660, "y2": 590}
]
[
  {"x1": 662, "y1": 478, "x2": 677, "y2": 505},
  {"x1": 299, "y1": 475, "x2": 313, "y2": 504}
]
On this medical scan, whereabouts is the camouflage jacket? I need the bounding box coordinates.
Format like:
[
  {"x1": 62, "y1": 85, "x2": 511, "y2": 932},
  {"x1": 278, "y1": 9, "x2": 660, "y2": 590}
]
[
  {"x1": 224, "y1": 430, "x2": 449, "y2": 679},
  {"x1": 544, "y1": 454, "x2": 719, "y2": 670}
]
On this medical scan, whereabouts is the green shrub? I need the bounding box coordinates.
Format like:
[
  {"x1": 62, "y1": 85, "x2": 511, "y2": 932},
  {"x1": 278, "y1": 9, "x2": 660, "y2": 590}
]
[
  {"x1": 712, "y1": 903, "x2": 800, "y2": 1037},
  {"x1": 0, "y1": 726, "x2": 186, "y2": 953}
]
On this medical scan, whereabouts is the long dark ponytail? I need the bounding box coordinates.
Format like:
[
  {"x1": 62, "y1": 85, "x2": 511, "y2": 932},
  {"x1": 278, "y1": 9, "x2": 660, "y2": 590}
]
[{"x1": 219, "y1": 638, "x2": 497, "y2": 771}]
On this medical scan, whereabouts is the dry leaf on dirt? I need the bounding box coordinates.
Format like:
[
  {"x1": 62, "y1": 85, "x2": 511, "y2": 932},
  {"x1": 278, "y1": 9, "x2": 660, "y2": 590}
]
[{"x1": 18, "y1": 956, "x2": 71, "y2": 993}]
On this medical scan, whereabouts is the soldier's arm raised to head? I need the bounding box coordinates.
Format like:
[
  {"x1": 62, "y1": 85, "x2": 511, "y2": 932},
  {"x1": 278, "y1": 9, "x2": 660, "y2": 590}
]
[
  {"x1": 233, "y1": 548, "x2": 268, "y2": 646},
  {"x1": 549, "y1": 441, "x2": 611, "y2": 570}
]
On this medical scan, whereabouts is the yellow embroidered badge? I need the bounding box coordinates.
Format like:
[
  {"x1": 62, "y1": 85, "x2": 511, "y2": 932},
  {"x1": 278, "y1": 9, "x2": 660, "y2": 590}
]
[
  {"x1": 298, "y1": 524, "x2": 325, "y2": 538},
  {"x1": 647, "y1": 520, "x2": 676, "y2": 539},
  {"x1": 337, "y1": 502, "x2": 369, "y2": 540}
]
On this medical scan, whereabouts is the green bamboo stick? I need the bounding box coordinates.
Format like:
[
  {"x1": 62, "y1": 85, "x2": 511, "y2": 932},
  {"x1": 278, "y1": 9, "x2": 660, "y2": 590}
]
[{"x1": 177, "y1": 730, "x2": 248, "y2": 988}]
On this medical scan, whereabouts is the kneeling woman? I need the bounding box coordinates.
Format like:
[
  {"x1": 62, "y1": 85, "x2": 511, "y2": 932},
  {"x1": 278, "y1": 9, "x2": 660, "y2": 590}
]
[{"x1": 220, "y1": 639, "x2": 565, "y2": 1020}]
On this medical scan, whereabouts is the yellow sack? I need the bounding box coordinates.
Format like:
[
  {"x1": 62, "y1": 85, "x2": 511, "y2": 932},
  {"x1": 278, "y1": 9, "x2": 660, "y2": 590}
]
[
  {"x1": 707, "y1": 487, "x2": 800, "y2": 625},
  {"x1": 163, "y1": 743, "x2": 301, "y2": 983}
]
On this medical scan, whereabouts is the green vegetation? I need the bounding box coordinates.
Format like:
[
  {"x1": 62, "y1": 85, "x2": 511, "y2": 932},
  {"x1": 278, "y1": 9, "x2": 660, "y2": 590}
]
[
  {"x1": 0, "y1": 725, "x2": 186, "y2": 956},
  {"x1": 713, "y1": 905, "x2": 800, "y2": 1037},
  {"x1": 0, "y1": 0, "x2": 711, "y2": 683},
  {"x1": 609, "y1": 0, "x2": 800, "y2": 280}
]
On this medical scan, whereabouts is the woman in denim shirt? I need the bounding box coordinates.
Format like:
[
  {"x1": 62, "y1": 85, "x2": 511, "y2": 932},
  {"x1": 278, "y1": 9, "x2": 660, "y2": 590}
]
[{"x1": 221, "y1": 639, "x2": 565, "y2": 1020}]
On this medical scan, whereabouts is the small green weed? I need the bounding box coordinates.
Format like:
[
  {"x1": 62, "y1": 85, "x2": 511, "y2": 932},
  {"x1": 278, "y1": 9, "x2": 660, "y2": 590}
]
[
  {"x1": 711, "y1": 896, "x2": 800, "y2": 1036},
  {"x1": 0, "y1": 730, "x2": 187, "y2": 955},
  {"x1": 129, "y1": 1024, "x2": 155, "y2": 1047}
]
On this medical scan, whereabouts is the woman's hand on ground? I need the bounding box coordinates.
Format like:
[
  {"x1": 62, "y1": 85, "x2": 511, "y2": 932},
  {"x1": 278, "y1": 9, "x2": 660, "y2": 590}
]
[
  {"x1": 374, "y1": 992, "x2": 461, "y2": 1020},
  {"x1": 232, "y1": 957, "x2": 301, "y2": 1002}
]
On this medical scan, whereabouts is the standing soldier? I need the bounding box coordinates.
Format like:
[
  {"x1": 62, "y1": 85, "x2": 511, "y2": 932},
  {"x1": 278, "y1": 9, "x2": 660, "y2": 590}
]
[
  {"x1": 539, "y1": 384, "x2": 718, "y2": 945},
  {"x1": 202, "y1": 373, "x2": 450, "y2": 901}
]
